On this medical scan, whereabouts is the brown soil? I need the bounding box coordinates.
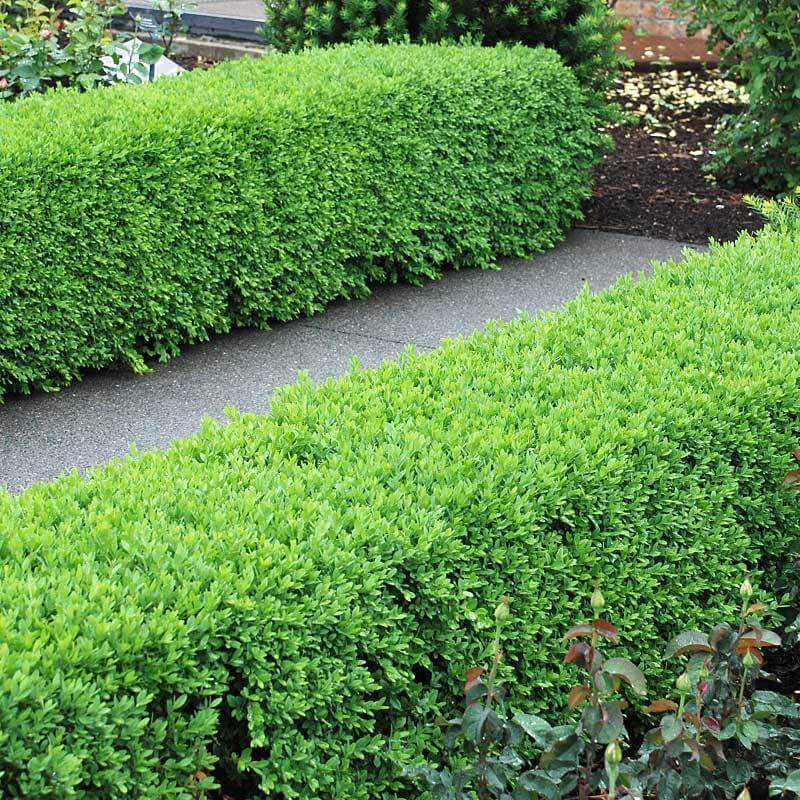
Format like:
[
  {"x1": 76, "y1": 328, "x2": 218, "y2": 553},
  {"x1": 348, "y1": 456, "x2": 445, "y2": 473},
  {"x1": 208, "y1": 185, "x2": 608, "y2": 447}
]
[
  {"x1": 173, "y1": 52, "x2": 219, "y2": 71},
  {"x1": 581, "y1": 125, "x2": 763, "y2": 243},
  {"x1": 582, "y1": 69, "x2": 764, "y2": 244}
]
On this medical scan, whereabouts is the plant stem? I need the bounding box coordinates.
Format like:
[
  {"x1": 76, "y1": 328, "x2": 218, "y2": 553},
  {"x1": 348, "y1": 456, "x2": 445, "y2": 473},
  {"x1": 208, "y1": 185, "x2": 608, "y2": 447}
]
[
  {"x1": 476, "y1": 622, "x2": 503, "y2": 800},
  {"x1": 485, "y1": 622, "x2": 501, "y2": 711},
  {"x1": 695, "y1": 687, "x2": 704, "y2": 744},
  {"x1": 738, "y1": 598, "x2": 748, "y2": 636},
  {"x1": 738, "y1": 665, "x2": 748, "y2": 710},
  {"x1": 737, "y1": 600, "x2": 749, "y2": 710},
  {"x1": 579, "y1": 744, "x2": 593, "y2": 800}
]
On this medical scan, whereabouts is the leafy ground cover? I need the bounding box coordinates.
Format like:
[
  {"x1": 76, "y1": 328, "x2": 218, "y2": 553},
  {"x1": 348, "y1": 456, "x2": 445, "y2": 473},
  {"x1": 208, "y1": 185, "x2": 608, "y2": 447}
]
[
  {"x1": 582, "y1": 68, "x2": 765, "y2": 243},
  {"x1": 0, "y1": 0, "x2": 191, "y2": 99}
]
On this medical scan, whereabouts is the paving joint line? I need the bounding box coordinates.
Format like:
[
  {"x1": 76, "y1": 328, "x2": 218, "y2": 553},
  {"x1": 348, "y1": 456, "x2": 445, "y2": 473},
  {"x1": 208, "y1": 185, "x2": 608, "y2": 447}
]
[{"x1": 297, "y1": 322, "x2": 439, "y2": 351}]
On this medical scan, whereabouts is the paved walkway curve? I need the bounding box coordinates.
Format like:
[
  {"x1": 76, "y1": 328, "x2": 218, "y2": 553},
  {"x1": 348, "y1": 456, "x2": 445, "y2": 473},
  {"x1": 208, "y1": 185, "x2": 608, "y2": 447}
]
[{"x1": 0, "y1": 231, "x2": 697, "y2": 492}]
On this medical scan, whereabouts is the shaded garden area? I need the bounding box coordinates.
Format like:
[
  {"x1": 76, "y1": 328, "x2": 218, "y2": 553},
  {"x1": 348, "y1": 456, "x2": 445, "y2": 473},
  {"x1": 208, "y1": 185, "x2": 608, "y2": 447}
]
[{"x1": 583, "y1": 68, "x2": 765, "y2": 243}]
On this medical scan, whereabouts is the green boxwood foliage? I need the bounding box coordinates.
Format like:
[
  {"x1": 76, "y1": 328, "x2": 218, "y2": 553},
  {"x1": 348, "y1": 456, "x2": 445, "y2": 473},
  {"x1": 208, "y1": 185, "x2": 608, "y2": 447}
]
[
  {"x1": 2, "y1": 223, "x2": 800, "y2": 798},
  {"x1": 263, "y1": 0, "x2": 623, "y2": 110},
  {"x1": 0, "y1": 43, "x2": 602, "y2": 400}
]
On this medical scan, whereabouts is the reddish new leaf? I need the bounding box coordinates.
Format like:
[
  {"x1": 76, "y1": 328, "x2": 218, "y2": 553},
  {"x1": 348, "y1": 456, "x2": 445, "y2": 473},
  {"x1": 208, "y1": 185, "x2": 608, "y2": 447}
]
[
  {"x1": 701, "y1": 716, "x2": 721, "y2": 733},
  {"x1": 736, "y1": 627, "x2": 781, "y2": 652},
  {"x1": 568, "y1": 684, "x2": 591, "y2": 709},
  {"x1": 564, "y1": 623, "x2": 594, "y2": 640},
  {"x1": 464, "y1": 666, "x2": 484, "y2": 695},
  {"x1": 785, "y1": 467, "x2": 800, "y2": 488},
  {"x1": 646, "y1": 699, "x2": 678, "y2": 714},
  {"x1": 564, "y1": 642, "x2": 594, "y2": 668},
  {"x1": 593, "y1": 618, "x2": 619, "y2": 640},
  {"x1": 736, "y1": 646, "x2": 765, "y2": 665}
]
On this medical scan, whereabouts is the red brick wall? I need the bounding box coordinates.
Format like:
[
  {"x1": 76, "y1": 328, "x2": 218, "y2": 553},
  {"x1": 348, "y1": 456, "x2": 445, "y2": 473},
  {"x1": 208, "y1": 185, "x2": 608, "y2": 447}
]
[{"x1": 614, "y1": 0, "x2": 689, "y2": 37}]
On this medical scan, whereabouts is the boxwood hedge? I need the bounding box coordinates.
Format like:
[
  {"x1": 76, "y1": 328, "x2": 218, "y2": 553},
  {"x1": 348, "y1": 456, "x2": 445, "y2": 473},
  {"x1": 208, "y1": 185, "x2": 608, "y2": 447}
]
[
  {"x1": 2, "y1": 223, "x2": 800, "y2": 798},
  {"x1": 0, "y1": 43, "x2": 603, "y2": 400}
]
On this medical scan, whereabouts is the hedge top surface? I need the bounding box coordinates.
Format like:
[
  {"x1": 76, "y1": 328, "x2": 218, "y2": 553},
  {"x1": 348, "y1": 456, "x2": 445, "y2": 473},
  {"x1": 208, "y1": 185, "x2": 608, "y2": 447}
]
[
  {"x1": 1, "y1": 222, "x2": 799, "y2": 798},
  {"x1": 0, "y1": 42, "x2": 579, "y2": 154}
]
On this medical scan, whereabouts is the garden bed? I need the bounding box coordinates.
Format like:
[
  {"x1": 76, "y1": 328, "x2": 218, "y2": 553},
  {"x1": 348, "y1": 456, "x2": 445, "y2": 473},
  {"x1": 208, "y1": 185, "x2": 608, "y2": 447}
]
[{"x1": 582, "y1": 68, "x2": 765, "y2": 243}]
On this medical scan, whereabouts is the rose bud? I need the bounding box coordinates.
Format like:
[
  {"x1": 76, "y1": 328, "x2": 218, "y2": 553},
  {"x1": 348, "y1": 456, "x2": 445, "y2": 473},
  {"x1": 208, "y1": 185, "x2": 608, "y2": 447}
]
[
  {"x1": 494, "y1": 595, "x2": 510, "y2": 624},
  {"x1": 591, "y1": 584, "x2": 605, "y2": 613},
  {"x1": 605, "y1": 740, "x2": 623, "y2": 765}
]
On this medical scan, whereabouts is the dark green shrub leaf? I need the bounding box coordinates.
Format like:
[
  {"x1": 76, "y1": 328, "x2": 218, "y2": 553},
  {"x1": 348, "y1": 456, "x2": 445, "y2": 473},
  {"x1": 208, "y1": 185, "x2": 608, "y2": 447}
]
[
  {"x1": 664, "y1": 631, "x2": 713, "y2": 660},
  {"x1": 603, "y1": 658, "x2": 647, "y2": 696}
]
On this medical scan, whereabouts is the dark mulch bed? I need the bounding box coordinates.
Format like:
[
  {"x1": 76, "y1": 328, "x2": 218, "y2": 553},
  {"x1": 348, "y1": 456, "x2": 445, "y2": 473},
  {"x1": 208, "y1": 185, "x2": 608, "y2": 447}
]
[
  {"x1": 764, "y1": 646, "x2": 800, "y2": 699},
  {"x1": 173, "y1": 53, "x2": 219, "y2": 71},
  {"x1": 582, "y1": 69, "x2": 765, "y2": 244}
]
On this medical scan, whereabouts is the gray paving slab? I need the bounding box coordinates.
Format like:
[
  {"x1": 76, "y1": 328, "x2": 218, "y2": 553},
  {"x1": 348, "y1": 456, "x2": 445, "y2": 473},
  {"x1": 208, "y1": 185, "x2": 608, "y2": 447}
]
[
  {"x1": 311, "y1": 230, "x2": 694, "y2": 344},
  {"x1": 0, "y1": 230, "x2": 698, "y2": 493}
]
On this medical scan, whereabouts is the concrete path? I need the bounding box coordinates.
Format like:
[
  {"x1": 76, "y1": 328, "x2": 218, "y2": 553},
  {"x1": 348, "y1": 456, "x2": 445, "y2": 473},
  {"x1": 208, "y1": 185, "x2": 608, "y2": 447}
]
[{"x1": 0, "y1": 231, "x2": 696, "y2": 493}]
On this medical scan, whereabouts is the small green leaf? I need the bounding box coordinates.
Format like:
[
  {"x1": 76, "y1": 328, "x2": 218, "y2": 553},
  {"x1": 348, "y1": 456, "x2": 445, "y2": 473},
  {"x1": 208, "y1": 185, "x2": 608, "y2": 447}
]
[
  {"x1": 660, "y1": 714, "x2": 682, "y2": 742},
  {"x1": 137, "y1": 42, "x2": 165, "y2": 63}
]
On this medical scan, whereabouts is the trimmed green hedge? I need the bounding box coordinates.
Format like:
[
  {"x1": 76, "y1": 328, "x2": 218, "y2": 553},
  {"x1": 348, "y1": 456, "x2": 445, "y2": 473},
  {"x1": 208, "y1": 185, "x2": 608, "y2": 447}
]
[
  {"x1": 0, "y1": 43, "x2": 603, "y2": 399},
  {"x1": 2, "y1": 224, "x2": 800, "y2": 798},
  {"x1": 263, "y1": 0, "x2": 624, "y2": 104}
]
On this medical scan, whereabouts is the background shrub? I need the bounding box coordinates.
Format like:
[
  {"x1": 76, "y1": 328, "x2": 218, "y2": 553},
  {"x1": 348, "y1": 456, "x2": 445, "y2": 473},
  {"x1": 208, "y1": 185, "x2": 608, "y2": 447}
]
[
  {"x1": 0, "y1": 43, "x2": 603, "y2": 400},
  {"x1": 263, "y1": 0, "x2": 624, "y2": 109},
  {"x1": 0, "y1": 0, "x2": 168, "y2": 101},
  {"x1": 672, "y1": 0, "x2": 800, "y2": 192},
  {"x1": 2, "y1": 223, "x2": 800, "y2": 798}
]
